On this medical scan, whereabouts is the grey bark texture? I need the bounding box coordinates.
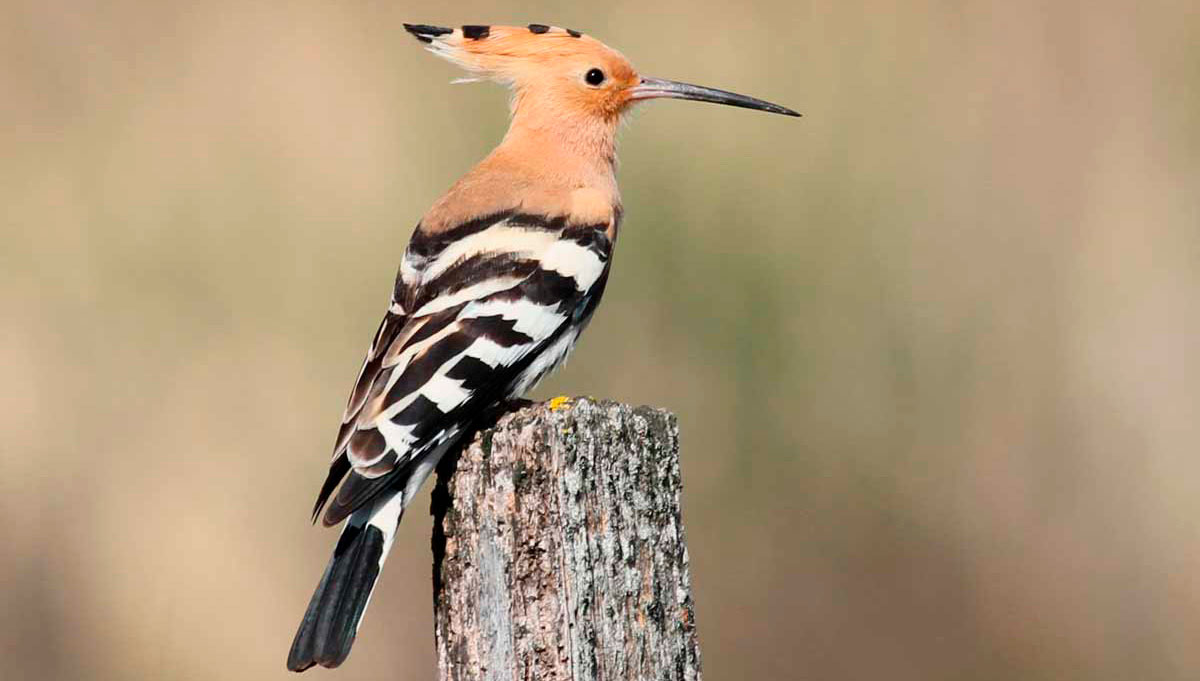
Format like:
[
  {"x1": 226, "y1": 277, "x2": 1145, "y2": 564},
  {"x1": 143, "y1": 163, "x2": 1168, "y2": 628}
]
[{"x1": 431, "y1": 398, "x2": 702, "y2": 681}]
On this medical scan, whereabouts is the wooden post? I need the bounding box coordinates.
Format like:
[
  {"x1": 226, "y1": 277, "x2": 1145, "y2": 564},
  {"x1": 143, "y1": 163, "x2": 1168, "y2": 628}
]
[{"x1": 431, "y1": 398, "x2": 702, "y2": 681}]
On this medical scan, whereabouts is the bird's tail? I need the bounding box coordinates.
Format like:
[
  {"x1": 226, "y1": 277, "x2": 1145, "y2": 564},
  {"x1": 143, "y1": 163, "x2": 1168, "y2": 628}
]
[{"x1": 287, "y1": 492, "x2": 405, "y2": 672}]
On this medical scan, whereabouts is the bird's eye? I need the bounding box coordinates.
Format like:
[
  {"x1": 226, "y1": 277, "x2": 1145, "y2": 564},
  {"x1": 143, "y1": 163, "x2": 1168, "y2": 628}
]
[{"x1": 585, "y1": 68, "x2": 606, "y2": 86}]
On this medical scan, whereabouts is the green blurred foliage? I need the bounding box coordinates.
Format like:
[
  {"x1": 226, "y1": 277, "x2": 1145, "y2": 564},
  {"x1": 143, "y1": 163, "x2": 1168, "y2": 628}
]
[{"x1": 3, "y1": 1, "x2": 1199, "y2": 680}]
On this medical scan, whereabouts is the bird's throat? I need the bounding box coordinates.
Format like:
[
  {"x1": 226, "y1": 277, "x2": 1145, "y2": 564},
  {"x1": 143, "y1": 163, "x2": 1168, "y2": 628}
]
[{"x1": 499, "y1": 104, "x2": 619, "y2": 186}]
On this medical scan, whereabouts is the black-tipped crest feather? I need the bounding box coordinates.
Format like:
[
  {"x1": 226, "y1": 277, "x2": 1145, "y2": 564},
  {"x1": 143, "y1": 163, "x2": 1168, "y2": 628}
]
[
  {"x1": 402, "y1": 23, "x2": 452, "y2": 43},
  {"x1": 461, "y1": 25, "x2": 490, "y2": 40}
]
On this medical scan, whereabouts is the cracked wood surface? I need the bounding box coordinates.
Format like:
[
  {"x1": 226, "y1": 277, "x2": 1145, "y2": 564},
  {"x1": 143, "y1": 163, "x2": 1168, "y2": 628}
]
[{"x1": 431, "y1": 398, "x2": 702, "y2": 681}]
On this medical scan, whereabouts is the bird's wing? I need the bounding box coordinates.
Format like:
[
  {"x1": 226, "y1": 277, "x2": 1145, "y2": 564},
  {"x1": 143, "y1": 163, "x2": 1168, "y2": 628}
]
[{"x1": 312, "y1": 210, "x2": 613, "y2": 526}]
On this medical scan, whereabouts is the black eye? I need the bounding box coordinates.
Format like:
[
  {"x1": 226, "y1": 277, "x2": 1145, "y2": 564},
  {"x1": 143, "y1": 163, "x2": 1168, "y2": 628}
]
[{"x1": 585, "y1": 68, "x2": 605, "y2": 86}]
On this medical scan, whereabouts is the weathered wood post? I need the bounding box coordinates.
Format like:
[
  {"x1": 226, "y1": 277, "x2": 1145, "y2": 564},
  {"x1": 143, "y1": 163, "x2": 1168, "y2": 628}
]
[{"x1": 431, "y1": 398, "x2": 702, "y2": 681}]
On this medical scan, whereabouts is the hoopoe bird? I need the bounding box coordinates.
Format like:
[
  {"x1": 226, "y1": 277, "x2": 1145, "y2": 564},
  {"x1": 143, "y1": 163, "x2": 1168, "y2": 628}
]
[{"x1": 287, "y1": 23, "x2": 798, "y2": 672}]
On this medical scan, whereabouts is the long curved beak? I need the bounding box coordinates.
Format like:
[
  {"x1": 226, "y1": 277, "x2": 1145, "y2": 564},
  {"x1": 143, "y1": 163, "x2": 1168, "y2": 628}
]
[{"x1": 629, "y1": 77, "x2": 800, "y2": 117}]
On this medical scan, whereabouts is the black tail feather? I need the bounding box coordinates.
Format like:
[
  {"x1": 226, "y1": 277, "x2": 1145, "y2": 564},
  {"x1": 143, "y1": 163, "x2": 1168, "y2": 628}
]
[{"x1": 287, "y1": 524, "x2": 385, "y2": 672}]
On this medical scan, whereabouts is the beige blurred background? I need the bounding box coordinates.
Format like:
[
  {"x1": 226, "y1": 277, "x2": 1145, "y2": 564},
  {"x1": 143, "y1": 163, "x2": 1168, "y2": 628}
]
[{"x1": 3, "y1": 1, "x2": 1199, "y2": 679}]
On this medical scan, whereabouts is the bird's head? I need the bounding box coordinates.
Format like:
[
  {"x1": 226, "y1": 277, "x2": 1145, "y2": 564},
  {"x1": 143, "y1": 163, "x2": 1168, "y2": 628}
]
[{"x1": 403, "y1": 23, "x2": 799, "y2": 126}]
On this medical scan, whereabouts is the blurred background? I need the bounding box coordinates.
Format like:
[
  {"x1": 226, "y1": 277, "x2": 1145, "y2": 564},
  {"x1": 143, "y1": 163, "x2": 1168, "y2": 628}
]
[{"x1": 3, "y1": 1, "x2": 1199, "y2": 679}]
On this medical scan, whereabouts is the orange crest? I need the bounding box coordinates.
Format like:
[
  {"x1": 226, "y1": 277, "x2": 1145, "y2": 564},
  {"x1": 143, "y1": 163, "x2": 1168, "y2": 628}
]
[{"x1": 405, "y1": 24, "x2": 640, "y2": 120}]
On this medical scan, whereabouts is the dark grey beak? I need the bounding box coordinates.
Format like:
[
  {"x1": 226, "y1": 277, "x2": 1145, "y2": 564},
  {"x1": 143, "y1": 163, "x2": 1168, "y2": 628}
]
[{"x1": 629, "y1": 77, "x2": 800, "y2": 117}]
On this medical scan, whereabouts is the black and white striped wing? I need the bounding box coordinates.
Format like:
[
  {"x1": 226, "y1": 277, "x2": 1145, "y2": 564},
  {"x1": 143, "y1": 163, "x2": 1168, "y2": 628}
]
[{"x1": 312, "y1": 212, "x2": 613, "y2": 526}]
